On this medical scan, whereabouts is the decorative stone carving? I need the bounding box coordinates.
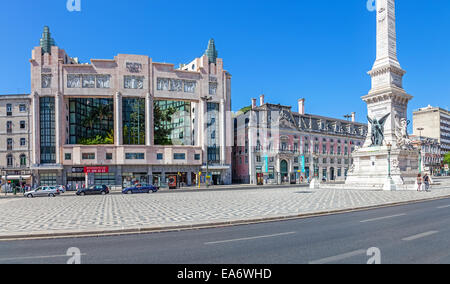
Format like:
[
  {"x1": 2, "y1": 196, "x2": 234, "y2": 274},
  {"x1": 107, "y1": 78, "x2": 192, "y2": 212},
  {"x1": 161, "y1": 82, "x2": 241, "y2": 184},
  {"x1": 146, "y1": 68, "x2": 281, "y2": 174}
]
[
  {"x1": 41, "y1": 74, "x2": 52, "y2": 88},
  {"x1": 126, "y1": 62, "x2": 143, "y2": 73},
  {"x1": 394, "y1": 117, "x2": 414, "y2": 150}
]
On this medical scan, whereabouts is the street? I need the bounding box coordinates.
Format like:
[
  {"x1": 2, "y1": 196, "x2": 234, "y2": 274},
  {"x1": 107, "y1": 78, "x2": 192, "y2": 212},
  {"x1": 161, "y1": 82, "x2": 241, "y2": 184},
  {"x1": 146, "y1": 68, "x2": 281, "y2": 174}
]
[{"x1": 1, "y1": 197, "x2": 449, "y2": 264}]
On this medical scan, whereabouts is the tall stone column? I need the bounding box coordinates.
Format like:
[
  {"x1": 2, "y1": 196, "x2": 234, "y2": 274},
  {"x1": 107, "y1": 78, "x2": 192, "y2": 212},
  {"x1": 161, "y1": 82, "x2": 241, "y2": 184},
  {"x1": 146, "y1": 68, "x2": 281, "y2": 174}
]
[
  {"x1": 114, "y1": 92, "x2": 123, "y2": 146},
  {"x1": 32, "y1": 92, "x2": 40, "y2": 165},
  {"x1": 55, "y1": 92, "x2": 62, "y2": 164},
  {"x1": 145, "y1": 93, "x2": 153, "y2": 146},
  {"x1": 220, "y1": 99, "x2": 226, "y2": 165}
]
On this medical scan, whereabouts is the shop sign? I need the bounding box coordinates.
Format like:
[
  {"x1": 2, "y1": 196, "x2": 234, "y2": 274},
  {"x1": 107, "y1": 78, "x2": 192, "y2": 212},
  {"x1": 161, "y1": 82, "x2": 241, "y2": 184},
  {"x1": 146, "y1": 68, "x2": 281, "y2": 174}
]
[
  {"x1": 84, "y1": 167, "x2": 109, "y2": 174},
  {"x1": 72, "y1": 167, "x2": 85, "y2": 174}
]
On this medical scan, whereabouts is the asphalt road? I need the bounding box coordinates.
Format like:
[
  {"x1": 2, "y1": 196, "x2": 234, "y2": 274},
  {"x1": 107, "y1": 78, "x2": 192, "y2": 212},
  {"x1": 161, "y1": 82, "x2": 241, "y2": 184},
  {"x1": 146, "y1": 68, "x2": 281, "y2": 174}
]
[{"x1": 1, "y1": 197, "x2": 450, "y2": 264}]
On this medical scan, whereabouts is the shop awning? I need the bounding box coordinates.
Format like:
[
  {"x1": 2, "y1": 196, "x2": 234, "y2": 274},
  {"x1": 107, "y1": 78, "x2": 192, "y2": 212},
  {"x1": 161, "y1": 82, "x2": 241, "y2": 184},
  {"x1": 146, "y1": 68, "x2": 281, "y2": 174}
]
[{"x1": 5, "y1": 175, "x2": 32, "y2": 180}]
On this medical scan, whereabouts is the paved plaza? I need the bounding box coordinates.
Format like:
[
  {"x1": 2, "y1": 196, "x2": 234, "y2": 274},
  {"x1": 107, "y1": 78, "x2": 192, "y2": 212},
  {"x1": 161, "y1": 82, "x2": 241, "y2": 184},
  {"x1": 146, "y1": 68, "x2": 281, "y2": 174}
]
[{"x1": 1, "y1": 180, "x2": 450, "y2": 239}]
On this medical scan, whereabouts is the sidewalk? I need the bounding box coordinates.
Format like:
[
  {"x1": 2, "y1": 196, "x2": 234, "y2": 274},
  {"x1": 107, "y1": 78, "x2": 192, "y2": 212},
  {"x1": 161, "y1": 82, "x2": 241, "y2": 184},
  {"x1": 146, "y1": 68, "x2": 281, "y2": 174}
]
[{"x1": 0, "y1": 183, "x2": 449, "y2": 240}]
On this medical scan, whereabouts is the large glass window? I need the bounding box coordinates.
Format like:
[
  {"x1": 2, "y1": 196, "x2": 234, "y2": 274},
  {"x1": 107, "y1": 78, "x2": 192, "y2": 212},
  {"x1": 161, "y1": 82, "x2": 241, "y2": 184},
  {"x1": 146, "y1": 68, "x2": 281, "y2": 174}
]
[
  {"x1": 69, "y1": 98, "x2": 114, "y2": 145},
  {"x1": 40, "y1": 97, "x2": 56, "y2": 164},
  {"x1": 123, "y1": 98, "x2": 145, "y2": 145},
  {"x1": 154, "y1": 100, "x2": 192, "y2": 146},
  {"x1": 40, "y1": 173, "x2": 57, "y2": 186},
  {"x1": 207, "y1": 103, "x2": 220, "y2": 163}
]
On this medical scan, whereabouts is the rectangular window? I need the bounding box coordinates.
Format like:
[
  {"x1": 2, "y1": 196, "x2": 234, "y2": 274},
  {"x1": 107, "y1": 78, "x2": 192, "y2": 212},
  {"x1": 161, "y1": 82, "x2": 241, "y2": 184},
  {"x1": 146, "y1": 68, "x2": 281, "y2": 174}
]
[
  {"x1": 157, "y1": 78, "x2": 170, "y2": 91},
  {"x1": 19, "y1": 104, "x2": 26, "y2": 112},
  {"x1": 209, "y1": 82, "x2": 218, "y2": 95},
  {"x1": 67, "y1": 74, "x2": 81, "y2": 88},
  {"x1": 106, "y1": 153, "x2": 113, "y2": 160},
  {"x1": 40, "y1": 97, "x2": 56, "y2": 164},
  {"x1": 170, "y1": 79, "x2": 183, "y2": 92},
  {"x1": 6, "y1": 104, "x2": 12, "y2": 116},
  {"x1": 6, "y1": 121, "x2": 12, "y2": 133},
  {"x1": 40, "y1": 173, "x2": 57, "y2": 186},
  {"x1": 124, "y1": 76, "x2": 144, "y2": 89},
  {"x1": 20, "y1": 121, "x2": 26, "y2": 129},
  {"x1": 157, "y1": 153, "x2": 163, "y2": 160},
  {"x1": 96, "y1": 75, "x2": 111, "y2": 88},
  {"x1": 173, "y1": 153, "x2": 186, "y2": 160},
  {"x1": 65, "y1": 153, "x2": 72, "y2": 160},
  {"x1": 123, "y1": 98, "x2": 145, "y2": 145},
  {"x1": 7, "y1": 138, "x2": 13, "y2": 150},
  {"x1": 20, "y1": 138, "x2": 26, "y2": 146},
  {"x1": 184, "y1": 81, "x2": 196, "y2": 93},
  {"x1": 82, "y1": 75, "x2": 96, "y2": 88},
  {"x1": 125, "y1": 153, "x2": 145, "y2": 160},
  {"x1": 194, "y1": 154, "x2": 201, "y2": 161},
  {"x1": 82, "y1": 153, "x2": 96, "y2": 160}
]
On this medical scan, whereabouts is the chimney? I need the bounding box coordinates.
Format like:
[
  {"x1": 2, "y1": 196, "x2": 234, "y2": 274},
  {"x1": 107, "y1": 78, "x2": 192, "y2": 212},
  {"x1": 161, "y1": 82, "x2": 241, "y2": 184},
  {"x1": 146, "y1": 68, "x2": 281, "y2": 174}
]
[
  {"x1": 252, "y1": 98, "x2": 257, "y2": 109},
  {"x1": 351, "y1": 112, "x2": 356, "y2": 122},
  {"x1": 260, "y1": 94, "x2": 265, "y2": 106},
  {"x1": 298, "y1": 99, "x2": 305, "y2": 115}
]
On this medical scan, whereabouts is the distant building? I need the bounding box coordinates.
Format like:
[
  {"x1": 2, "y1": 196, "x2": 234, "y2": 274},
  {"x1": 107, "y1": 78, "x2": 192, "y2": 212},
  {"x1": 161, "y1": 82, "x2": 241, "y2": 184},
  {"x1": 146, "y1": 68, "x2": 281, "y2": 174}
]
[
  {"x1": 413, "y1": 105, "x2": 450, "y2": 157},
  {"x1": 0, "y1": 94, "x2": 32, "y2": 187},
  {"x1": 233, "y1": 96, "x2": 368, "y2": 185},
  {"x1": 410, "y1": 135, "x2": 442, "y2": 175}
]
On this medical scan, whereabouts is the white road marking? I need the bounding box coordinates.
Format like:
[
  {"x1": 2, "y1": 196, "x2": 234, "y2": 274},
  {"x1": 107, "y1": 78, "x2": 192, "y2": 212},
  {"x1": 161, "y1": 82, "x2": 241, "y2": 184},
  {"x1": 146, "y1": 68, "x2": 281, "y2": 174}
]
[
  {"x1": 360, "y1": 213, "x2": 407, "y2": 223},
  {"x1": 0, "y1": 253, "x2": 87, "y2": 262},
  {"x1": 402, "y1": 231, "x2": 439, "y2": 242},
  {"x1": 309, "y1": 250, "x2": 367, "y2": 264},
  {"x1": 205, "y1": 232, "x2": 296, "y2": 245},
  {"x1": 437, "y1": 205, "x2": 450, "y2": 209}
]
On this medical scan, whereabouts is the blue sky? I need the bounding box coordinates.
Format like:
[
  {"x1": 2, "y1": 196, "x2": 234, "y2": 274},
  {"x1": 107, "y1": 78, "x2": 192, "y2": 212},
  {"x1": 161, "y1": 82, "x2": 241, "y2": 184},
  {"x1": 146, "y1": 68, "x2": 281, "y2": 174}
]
[{"x1": 0, "y1": 0, "x2": 449, "y2": 123}]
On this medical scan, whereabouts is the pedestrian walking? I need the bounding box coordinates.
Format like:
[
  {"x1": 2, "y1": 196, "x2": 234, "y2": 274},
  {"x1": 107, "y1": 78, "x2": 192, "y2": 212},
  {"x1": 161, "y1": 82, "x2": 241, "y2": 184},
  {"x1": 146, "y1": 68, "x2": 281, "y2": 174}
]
[
  {"x1": 423, "y1": 173, "x2": 431, "y2": 192},
  {"x1": 417, "y1": 174, "x2": 423, "y2": 192}
]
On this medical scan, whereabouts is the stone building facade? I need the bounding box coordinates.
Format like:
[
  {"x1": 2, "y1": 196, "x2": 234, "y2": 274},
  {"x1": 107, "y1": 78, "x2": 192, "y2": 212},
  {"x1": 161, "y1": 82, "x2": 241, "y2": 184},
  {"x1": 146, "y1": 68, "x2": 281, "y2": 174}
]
[
  {"x1": 0, "y1": 94, "x2": 32, "y2": 187},
  {"x1": 413, "y1": 105, "x2": 450, "y2": 158},
  {"x1": 30, "y1": 27, "x2": 232, "y2": 188},
  {"x1": 233, "y1": 96, "x2": 368, "y2": 185}
]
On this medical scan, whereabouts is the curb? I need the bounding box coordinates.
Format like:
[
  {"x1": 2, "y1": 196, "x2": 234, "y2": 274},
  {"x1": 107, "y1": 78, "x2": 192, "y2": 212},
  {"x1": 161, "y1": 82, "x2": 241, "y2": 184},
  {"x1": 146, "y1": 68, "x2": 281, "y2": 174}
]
[{"x1": 1, "y1": 194, "x2": 450, "y2": 242}]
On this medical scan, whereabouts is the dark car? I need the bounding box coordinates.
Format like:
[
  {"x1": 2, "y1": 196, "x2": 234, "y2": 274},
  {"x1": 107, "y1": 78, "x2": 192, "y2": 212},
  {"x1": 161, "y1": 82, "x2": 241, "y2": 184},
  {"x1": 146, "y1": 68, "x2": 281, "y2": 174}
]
[
  {"x1": 122, "y1": 184, "x2": 159, "y2": 195},
  {"x1": 76, "y1": 185, "x2": 109, "y2": 196}
]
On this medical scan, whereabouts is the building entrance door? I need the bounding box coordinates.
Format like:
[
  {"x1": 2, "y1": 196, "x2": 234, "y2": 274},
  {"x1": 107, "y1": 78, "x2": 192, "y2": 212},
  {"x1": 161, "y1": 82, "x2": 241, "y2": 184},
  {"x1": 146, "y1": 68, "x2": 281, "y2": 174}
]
[{"x1": 280, "y1": 160, "x2": 289, "y2": 183}]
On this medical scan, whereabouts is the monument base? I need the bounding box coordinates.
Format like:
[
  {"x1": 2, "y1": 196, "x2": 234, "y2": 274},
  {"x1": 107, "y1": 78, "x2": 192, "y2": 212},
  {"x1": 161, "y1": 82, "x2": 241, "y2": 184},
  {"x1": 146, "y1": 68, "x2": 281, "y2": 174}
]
[{"x1": 343, "y1": 146, "x2": 420, "y2": 191}]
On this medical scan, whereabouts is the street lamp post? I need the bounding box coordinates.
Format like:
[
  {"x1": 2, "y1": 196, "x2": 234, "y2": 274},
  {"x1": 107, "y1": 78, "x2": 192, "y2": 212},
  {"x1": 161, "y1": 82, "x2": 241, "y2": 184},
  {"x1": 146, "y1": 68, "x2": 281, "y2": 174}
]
[
  {"x1": 387, "y1": 142, "x2": 392, "y2": 178},
  {"x1": 383, "y1": 142, "x2": 396, "y2": 191},
  {"x1": 417, "y1": 128, "x2": 424, "y2": 173}
]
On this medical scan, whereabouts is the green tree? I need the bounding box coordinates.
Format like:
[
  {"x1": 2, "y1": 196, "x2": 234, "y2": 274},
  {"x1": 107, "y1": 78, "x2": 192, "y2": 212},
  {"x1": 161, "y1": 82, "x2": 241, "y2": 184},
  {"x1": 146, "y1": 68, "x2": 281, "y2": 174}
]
[
  {"x1": 444, "y1": 152, "x2": 450, "y2": 165},
  {"x1": 154, "y1": 104, "x2": 176, "y2": 145}
]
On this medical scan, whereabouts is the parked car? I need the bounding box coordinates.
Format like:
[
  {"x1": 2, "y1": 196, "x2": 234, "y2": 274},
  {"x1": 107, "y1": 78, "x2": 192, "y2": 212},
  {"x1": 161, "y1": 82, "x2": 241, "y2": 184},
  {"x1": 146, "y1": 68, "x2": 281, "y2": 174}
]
[
  {"x1": 122, "y1": 184, "x2": 159, "y2": 195},
  {"x1": 55, "y1": 185, "x2": 66, "y2": 193},
  {"x1": 76, "y1": 185, "x2": 109, "y2": 196},
  {"x1": 24, "y1": 186, "x2": 60, "y2": 198}
]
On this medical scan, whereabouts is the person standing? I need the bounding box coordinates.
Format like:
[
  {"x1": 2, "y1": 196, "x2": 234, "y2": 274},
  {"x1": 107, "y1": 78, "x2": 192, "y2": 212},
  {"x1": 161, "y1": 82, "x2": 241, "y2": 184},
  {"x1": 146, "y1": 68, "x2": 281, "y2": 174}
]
[
  {"x1": 417, "y1": 174, "x2": 423, "y2": 192},
  {"x1": 423, "y1": 173, "x2": 431, "y2": 192}
]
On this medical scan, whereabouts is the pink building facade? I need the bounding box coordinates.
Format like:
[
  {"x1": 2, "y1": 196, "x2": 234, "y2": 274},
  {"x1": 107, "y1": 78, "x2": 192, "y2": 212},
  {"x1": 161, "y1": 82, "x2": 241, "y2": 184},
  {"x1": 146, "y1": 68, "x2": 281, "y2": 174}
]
[
  {"x1": 233, "y1": 96, "x2": 368, "y2": 185},
  {"x1": 30, "y1": 27, "x2": 232, "y2": 188}
]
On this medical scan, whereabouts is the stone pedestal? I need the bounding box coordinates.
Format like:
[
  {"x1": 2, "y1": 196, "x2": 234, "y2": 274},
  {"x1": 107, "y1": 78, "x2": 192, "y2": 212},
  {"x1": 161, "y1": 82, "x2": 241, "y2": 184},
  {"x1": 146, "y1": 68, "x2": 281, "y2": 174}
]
[
  {"x1": 345, "y1": 146, "x2": 419, "y2": 191},
  {"x1": 310, "y1": 177, "x2": 320, "y2": 189}
]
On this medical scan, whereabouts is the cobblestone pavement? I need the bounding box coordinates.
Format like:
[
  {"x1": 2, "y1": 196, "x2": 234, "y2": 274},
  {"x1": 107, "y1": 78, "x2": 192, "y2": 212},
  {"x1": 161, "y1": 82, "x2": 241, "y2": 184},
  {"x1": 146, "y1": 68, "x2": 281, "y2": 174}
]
[{"x1": 1, "y1": 185, "x2": 450, "y2": 237}]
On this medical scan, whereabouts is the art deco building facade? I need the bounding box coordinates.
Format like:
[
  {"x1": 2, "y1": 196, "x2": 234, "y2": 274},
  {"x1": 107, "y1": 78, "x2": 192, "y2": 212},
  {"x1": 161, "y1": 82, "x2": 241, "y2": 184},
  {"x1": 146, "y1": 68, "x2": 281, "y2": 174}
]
[
  {"x1": 233, "y1": 96, "x2": 368, "y2": 185},
  {"x1": 30, "y1": 27, "x2": 232, "y2": 188},
  {"x1": 0, "y1": 94, "x2": 32, "y2": 187}
]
